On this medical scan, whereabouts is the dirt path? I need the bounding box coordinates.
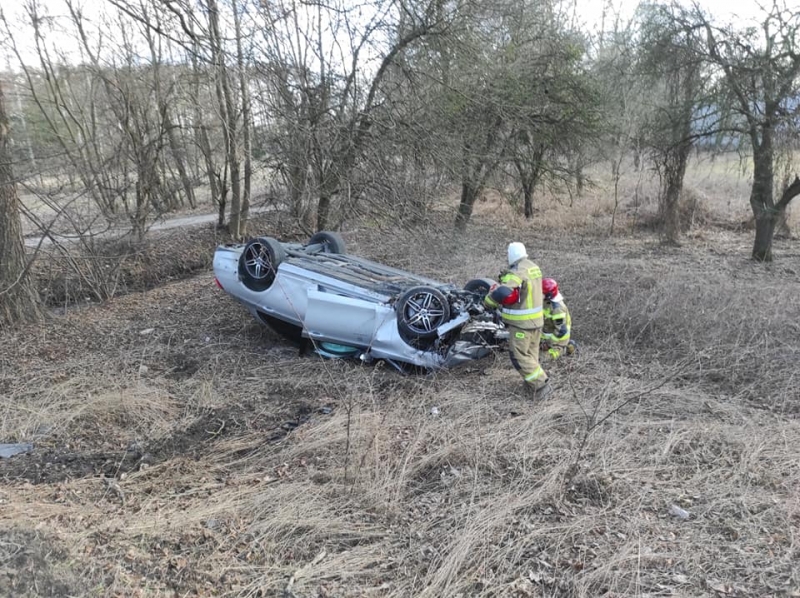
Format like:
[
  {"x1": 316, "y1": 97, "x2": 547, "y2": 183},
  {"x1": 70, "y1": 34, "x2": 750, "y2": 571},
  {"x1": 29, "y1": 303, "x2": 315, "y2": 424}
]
[{"x1": 23, "y1": 204, "x2": 275, "y2": 248}]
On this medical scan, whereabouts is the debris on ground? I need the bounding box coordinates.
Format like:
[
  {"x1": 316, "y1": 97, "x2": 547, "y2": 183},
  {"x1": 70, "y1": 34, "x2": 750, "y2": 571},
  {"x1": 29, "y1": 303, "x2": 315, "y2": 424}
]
[
  {"x1": 0, "y1": 443, "x2": 33, "y2": 459},
  {"x1": 668, "y1": 504, "x2": 691, "y2": 520}
]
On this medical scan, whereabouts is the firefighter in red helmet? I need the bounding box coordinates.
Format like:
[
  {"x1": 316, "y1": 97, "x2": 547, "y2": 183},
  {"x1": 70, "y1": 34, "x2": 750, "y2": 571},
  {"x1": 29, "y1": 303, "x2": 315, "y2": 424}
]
[
  {"x1": 540, "y1": 278, "x2": 575, "y2": 360},
  {"x1": 484, "y1": 242, "x2": 552, "y2": 399}
]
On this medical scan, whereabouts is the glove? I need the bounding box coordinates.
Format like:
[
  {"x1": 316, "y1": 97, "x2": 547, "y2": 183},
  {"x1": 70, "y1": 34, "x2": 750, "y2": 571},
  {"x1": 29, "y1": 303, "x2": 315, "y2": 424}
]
[{"x1": 548, "y1": 347, "x2": 561, "y2": 360}]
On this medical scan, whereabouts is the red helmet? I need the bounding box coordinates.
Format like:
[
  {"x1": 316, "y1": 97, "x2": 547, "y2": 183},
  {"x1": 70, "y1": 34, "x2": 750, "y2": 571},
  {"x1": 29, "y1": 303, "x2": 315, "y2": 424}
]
[
  {"x1": 489, "y1": 285, "x2": 520, "y2": 306},
  {"x1": 542, "y1": 278, "x2": 558, "y2": 299}
]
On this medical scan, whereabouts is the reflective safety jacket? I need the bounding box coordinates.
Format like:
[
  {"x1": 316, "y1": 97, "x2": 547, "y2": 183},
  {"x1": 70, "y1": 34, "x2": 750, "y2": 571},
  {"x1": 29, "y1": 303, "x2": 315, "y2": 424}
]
[
  {"x1": 484, "y1": 257, "x2": 544, "y2": 330},
  {"x1": 542, "y1": 295, "x2": 571, "y2": 346}
]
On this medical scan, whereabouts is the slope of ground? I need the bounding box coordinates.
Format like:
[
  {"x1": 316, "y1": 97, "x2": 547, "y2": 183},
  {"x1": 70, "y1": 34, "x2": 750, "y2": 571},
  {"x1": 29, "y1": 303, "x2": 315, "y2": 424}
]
[{"x1": 1, "y1": 216, "x2": 799, "y2": 597}]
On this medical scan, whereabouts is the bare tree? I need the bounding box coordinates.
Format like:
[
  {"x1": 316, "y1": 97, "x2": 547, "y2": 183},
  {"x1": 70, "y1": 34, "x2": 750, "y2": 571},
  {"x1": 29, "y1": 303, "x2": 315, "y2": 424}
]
[
  {"x1": 107, "y1": 0, "x2": 250, "y2": 233},
  {"x1": 2, "y1": 0, "x2": 202, "y2": 240},
  {"x1": 509, "y1": 48, "x2": 599, "y2": 217},
  {"x1": 592, "y1": 17, "x2": 650, "y2": 235},
  {"x1": 256, "y1": 0, "x2": 450, "y2": 231},
  {"x1": 695, "y1": 3, "x2": 800, "y2": 261},
  {"x1": 637, "y1": 3, "x2": 707, "y2": 245},
  {"x1": 232, "y1": 0, "x2": 252, "y2": 235},
  {"x1": 434, "y1": 1, "x2": 516, "y2": 231},
  {"x1": 440, "y1": 0, "x2": 601, "y2": 230},
  {"x1": 143, "y1": 5, "x2": 197, "y2": 211},
  {"x1": 0, "y1": 81, "x2": 41, "y2": 326},
  {"x1": 204, "y1": 0, "x2": 244, "y2": 239},
  {"x1": 185, "y1": 17, "x2": 227, "y2": 227}
]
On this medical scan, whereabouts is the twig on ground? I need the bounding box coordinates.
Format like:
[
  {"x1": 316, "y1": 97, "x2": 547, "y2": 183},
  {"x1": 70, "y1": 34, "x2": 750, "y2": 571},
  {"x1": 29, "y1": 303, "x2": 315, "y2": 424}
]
[
  {"x1": 283, "y1": 550, "x2": 327, "y2": 597},
  {"x1": 565, "y1": 355, "x2": 696, "y2": 485},
  {"x1": 102, "y1": 477, "x2": 126, "y2": 507}
]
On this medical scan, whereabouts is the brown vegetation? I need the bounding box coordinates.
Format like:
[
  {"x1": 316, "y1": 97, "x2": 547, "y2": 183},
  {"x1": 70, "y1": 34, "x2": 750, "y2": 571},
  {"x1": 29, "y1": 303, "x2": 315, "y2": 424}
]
[
  {"x1": 28, "y1": 212, "x2": 280, "y2": 308},
  {"x1": 2, "y1": 0, "x2": 800, "y2": 592},
  {"x1": 1, "y1": 211, "x2": 799, "y2": 597}
]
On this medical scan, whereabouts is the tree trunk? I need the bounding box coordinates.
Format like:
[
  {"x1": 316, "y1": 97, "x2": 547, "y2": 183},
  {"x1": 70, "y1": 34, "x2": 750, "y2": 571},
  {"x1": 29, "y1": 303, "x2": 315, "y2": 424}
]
[
  {"x1": 753, "y1": 175, "x2": 800, "y2": 261},
  {"x1": 198, "y1": 125, "x2": 221, "y2": 219},
  {"x1": 659, "y1": 66, "x2": 698, "y2": 246},
  {"x1": 752, "y1": 211, "x2": 777, "y2": 262},
  {"x1": 144, "y1": 16, "x2": 194, "y2": 213},
  {"x1": 455, "y1": 137, "x2": 495, "y2": 231},
  {"x1": 662, "y1": 180, "x2": 682, "y2": 245},
  {"x1": 165, "y1": 110, "x2": 196, "y2": 209},
  {"x1": 207, "y1": 0, "x2": 241, "y2": 239},
  {"x1": 188, "y1": 30, "x2": 220, "y2": 220},
  {"x1": 317, "y1": 194, "x2": 331, "y2": 231},
  {"x1": 610, "y1": 155, "x2": 623, "y2": 235},
  {"x1": 513, "y1": 156, "x2": 540, "y2": 221},
  {"x1": 218, "y1": 164, "x2": 229, "y2": 230},
  {"x1": 190, "y1": 72, "x2": 221, "y2": 223},
  {"x1": 660, "y1": 143, "x2": 690, "y2": 245},
  {"x1": 12, "y1": 79, "x2": 36, "y2": 171},
  {"x1": 240, "y1": 115, "x2": 251, "y2": 235},
  {"x1": 217, "y1": 187, "x2": 227, "y2": 229},
  {"x1": 455, "y1": 182, "x2": 480, "y2": 232},
  {"x1": 750, "y1": 132, "x2": 775, "y2": 262},
  {"x1": 574, "y1": 156, "x2": 584, "y2": 198},
  {"x1": 286, "y1": 161, "x2": 307, "y2": 220},
  {"x1": 523, "y1": 180, "x2": 534, "y2": 219},
  {"x1": 233, "y1": 0, "x2": 251, "y2": 237},
  {"x1": 0, "y1": 82, "x2": 41, "y2": 326}
]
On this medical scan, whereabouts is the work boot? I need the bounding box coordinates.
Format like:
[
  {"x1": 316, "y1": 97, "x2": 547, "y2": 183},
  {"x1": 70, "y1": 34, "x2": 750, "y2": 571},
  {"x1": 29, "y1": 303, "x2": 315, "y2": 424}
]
[{"x1": 526, "y1": 380, "x2": 553, "y2": 400}]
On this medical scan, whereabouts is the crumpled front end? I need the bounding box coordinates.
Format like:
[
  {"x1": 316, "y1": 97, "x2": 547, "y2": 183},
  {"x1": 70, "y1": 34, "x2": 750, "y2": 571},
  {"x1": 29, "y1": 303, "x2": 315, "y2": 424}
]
[{"x1": 441, "y1": 319, "x2": 507, "y2": 368}]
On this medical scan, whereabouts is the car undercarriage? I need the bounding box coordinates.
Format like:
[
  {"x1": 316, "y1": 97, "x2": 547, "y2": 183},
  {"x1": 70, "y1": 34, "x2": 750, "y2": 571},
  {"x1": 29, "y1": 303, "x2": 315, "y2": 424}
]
[{"x1": 213, "y1": 231, "x2": 506, "y2": 370}]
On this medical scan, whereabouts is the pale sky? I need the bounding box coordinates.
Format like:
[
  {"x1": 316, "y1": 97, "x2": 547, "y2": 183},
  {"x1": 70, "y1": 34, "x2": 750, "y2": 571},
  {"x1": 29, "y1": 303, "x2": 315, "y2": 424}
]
[
  {"x1": 573, "y1": 0, "x2": 788, "y2": 30},
  {"x1": 1, "y1": 0, "x2": 791, "y2": 71}
]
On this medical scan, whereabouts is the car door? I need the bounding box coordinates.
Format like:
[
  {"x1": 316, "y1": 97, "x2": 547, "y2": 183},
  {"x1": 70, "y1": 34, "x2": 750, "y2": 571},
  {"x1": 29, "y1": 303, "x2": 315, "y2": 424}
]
[{"x1": 303, "y1": 288, "x2": 384, "y2": 347}]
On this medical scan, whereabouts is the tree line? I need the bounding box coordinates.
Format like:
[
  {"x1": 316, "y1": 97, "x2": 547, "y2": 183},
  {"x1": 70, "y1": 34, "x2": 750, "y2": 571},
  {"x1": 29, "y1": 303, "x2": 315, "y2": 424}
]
[{"x1": 2, "y1": 0, "x2": 800, "y2": 325}]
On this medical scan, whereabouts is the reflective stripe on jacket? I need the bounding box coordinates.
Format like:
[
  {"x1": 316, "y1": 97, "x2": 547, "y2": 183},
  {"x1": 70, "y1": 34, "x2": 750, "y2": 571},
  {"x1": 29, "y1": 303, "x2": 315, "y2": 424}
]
[
  {"x1": 542, "y1": 299, "x2": 571, "y2": 346},
  {"x1": 484, "y1": 258, "x2": 544, "y2": 330}
]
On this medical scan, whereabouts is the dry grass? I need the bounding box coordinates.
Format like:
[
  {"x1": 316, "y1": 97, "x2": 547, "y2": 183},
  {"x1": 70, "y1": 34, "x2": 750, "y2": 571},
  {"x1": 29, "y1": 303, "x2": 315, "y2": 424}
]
[
  {"x1": 2, "y1": 196, "x2": 800, "y2": 596},
  {"x1": 28, "y1": 212, "x2": 282, "y2": 308},
  {"x1": 432, "y1": 150, "x2": 798, "y2": 237}
]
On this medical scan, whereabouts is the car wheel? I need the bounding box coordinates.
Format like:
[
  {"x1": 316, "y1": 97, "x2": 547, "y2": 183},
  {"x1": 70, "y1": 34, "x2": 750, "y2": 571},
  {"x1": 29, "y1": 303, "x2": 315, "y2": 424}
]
[
  {"x1": 464, "y1": 278, "x2": 497, "y2": 299},
  {"x1": 317, "y1": 342, "x2": 361, "y2": 359},
  {"x1": 396, "y1": 286, "x2": 451, "y2": 341},
  {"x1": 238, "y1": 236, "x2": 286, "y2": 291},
  {"x1": 308, "y1": 231, "x2": 346, "y2": 254}
]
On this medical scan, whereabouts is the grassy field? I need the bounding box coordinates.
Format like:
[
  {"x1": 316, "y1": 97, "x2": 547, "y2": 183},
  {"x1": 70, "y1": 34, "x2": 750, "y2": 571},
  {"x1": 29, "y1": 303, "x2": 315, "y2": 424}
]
[
  {"x1": 2, "y1": 160, "x2": 800, "y2": 597},
  {"x1": 19, "y1": 150, "x2": 795, "y2": 240}
]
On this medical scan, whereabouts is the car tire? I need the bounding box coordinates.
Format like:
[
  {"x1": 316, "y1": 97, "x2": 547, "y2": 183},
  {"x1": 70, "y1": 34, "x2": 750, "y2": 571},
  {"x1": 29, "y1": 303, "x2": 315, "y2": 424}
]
[
  {"x1": 464, "y1": 278, "x2": 497, "y2": 299},
  {"x1": 396, "y1": 286, "x2": 451, "y2": 341},
  {"x1": 316, "y1": 342, "x2": 361, "y2": 359},
  {"x1": 238, "y1": 236, "x2": 285, "y2": 291},
  {"x1": 308, "y1": 231, "x2": 346, "y2": 254}
]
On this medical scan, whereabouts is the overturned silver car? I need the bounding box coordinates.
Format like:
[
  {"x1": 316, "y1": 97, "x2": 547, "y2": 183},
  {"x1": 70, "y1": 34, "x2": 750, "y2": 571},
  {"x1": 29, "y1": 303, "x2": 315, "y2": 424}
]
[{"x1": 212, "y1": 231, "x2": 506, "y2": 369}]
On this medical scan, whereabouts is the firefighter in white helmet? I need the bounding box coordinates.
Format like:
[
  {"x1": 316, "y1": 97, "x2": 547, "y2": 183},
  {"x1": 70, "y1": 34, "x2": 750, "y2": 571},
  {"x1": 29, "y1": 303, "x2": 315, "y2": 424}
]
[
  {"x1": 540, "y1": 278, "x2": 575, "y2": 360},
  {"x1": 484, "y1": 242, "x2": 552, "y2": 399}
]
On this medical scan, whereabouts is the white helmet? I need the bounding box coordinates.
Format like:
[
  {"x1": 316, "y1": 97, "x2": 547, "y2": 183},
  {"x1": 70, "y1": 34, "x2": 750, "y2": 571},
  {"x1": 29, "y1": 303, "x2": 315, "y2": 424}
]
[{"x1": 507, "y1": 242, "x2": 527, "y2": 266}]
